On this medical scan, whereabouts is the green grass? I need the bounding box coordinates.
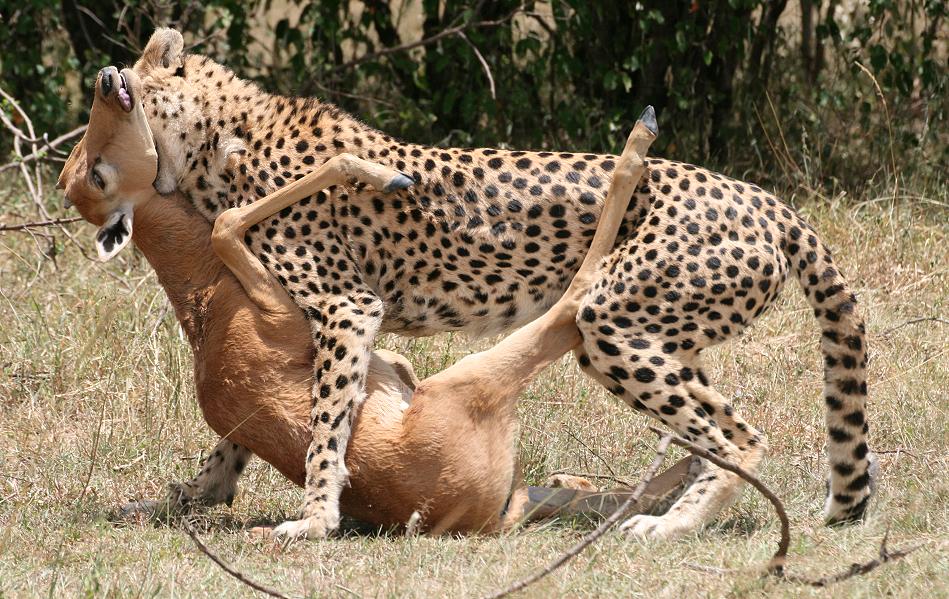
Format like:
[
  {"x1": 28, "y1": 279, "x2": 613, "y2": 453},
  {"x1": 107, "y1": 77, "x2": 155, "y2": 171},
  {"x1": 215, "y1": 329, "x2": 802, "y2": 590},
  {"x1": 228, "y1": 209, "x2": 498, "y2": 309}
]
[{"x1": 1, "y1": 174, "x2": 947, "y2": 598}]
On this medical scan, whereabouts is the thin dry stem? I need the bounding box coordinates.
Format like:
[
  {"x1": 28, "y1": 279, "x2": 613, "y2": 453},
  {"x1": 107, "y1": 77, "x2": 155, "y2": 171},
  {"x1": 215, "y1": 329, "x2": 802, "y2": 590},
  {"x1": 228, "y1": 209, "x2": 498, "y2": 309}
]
[
  {"x1": 0, "y1": 217, "x2": 84, "y2": 232},
  {"x1": 0, "y1": 125, "x2": 87, "y2": 174},
  {"x1": 879, "y1": 316, "x2": 949, "y2": 337},
  {"x1": 485, "y1": 435, "x2": 672, "y2": 599},
  {"x1": 182, "y1": 519, "x2": 294, "y2": 599},
  {"x1": 854, "y1": 61, "x2": 899, "y2": 198},
  {"x1": 782, "y1": 527, "x2": 925, "y2": 587}
]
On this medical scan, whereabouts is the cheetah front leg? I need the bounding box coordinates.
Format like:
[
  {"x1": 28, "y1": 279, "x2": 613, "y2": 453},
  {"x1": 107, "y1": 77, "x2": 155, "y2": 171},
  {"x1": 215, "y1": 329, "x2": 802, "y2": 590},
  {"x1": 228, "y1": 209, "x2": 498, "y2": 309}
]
[
  {"x1": 119, "y1": 439, "x2": 253, "y2": 520},
  {"x1": 268, "y1": 289, "x2": 384, "y2": 540},
  {"x1": 210, "y1": 155, "x2": 406, "y2": 541}
]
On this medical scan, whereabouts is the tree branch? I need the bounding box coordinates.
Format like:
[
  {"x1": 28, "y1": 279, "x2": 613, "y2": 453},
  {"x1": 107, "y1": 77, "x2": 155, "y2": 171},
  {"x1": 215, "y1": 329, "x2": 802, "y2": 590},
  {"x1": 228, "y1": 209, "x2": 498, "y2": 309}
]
[
  {"x1": 0, "y1": 125, "x2": 87, "y2": 174},
  {"x1": 456, "y1": 31, "x2": 496, "y2": 99},
  {"x1": 328, "y1": 4, "x2": 525, "y2": 75}
]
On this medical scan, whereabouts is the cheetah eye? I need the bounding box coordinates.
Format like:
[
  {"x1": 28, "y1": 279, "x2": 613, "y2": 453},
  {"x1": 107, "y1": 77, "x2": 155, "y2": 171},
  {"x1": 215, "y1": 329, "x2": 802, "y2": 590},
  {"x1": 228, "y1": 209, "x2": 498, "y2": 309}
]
[{"x1": 91, "y1": 170, "x2": 105, "y2": 190}]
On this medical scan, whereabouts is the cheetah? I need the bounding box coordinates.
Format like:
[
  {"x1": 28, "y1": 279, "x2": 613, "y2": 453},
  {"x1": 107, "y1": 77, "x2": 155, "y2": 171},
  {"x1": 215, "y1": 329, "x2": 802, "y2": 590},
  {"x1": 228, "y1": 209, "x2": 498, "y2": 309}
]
[
  {"x1": 105, "y1": 28, "x2": 875, "y2": 540},
  {"x1": 60, "y1": 74, "x2": 687, "y2": 532}
]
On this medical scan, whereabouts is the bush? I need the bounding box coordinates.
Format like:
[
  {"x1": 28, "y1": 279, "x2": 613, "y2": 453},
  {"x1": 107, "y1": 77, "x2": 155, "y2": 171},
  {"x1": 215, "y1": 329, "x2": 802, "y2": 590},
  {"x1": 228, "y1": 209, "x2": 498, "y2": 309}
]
[{"x1": 1, "y1": 0, "x2": 945, "y2": 193}]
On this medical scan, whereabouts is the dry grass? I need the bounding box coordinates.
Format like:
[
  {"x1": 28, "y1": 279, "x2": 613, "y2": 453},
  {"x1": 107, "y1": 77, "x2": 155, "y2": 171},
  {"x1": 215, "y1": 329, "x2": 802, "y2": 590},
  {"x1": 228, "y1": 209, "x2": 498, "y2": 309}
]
[{"x1": 1, "y1": 174, "x2": 947, "y2": 598}]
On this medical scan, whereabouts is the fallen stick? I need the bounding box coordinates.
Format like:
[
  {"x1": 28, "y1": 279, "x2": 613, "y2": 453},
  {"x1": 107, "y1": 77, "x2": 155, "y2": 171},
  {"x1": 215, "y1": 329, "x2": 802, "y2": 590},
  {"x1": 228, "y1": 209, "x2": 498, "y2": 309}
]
[
  {"x1": 485, "y1": 435, "x2": 673, "y2": 599},
  {"x1": 182, "y1": 518, "x2": 293, "y2": 599},
  {"x1": 647, "y1": 426, "x2": 925, "y2": 584},
  {"x1": 648, "y1": 426, "x2": 790, "y2": 573},
  {"x1": 782, "y1": 526, "x2": 925, "y2": 587},
  {"x1": 487, "y1": 426, "x2": 925, "y2": 597}
]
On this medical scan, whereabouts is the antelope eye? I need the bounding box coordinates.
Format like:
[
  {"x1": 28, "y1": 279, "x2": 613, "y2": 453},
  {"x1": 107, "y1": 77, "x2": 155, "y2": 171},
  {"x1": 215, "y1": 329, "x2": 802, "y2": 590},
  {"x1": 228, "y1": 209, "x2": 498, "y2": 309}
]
[{"x1": 92, "y1": 170, "x2": 105, "y2": 189}]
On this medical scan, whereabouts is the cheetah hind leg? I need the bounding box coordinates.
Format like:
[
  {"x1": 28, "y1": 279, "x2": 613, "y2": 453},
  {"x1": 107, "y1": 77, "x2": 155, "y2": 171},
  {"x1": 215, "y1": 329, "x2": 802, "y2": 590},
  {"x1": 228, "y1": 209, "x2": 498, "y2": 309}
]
[
  {"x1": 620, "y1": 380, "x2": 767, "y2": 540},
  {"x1": 576, "y1": 326, "x2": 768, "y2": 540}
]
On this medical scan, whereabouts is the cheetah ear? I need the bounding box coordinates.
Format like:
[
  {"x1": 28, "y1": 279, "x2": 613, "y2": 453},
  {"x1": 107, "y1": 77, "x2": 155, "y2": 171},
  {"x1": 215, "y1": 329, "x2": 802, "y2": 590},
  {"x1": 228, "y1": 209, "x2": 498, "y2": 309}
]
[
  {"x1": 136, "y1": 28, "x2": 184, "y2": 74},
  {"x1": 95, "y1": 204, "x2": 134, "y2": 262}
]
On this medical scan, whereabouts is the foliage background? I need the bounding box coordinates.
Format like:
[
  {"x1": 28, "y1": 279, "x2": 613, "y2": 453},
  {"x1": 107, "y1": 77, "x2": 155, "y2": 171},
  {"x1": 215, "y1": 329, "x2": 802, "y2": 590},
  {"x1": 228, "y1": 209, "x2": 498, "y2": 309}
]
[{"x1": 1, "y1": 0, "x2": 946, "y2": 196}]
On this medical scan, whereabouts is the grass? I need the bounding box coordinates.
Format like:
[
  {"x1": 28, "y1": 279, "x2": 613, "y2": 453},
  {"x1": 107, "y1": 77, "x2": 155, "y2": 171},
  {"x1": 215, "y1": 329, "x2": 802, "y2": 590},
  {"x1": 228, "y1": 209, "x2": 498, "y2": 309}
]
[{"x1": 0, "y1": 173, "x2": 947, "y2": 598}]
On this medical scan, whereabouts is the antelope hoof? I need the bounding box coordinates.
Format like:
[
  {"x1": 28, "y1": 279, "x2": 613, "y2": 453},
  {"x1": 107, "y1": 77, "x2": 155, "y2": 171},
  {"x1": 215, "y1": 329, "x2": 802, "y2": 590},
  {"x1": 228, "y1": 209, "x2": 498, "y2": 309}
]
[{"x1": 638, "y1": 105, "x2": 658, "y2": 136}]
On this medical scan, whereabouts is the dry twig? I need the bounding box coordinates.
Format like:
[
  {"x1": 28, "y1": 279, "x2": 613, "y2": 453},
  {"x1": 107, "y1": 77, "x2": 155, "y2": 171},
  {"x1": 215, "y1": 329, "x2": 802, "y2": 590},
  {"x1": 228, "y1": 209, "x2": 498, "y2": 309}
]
[
  {"x1": 648, "y1": 426, "x2": 791, "y2": 573},
  {"x1": 456, "y1": 31, "x2": 496, "y2": 99},
  {"x1": 485, "y1": 435, "x2": 672, "y2": 599},
  {"x1": 783, "y1": 526, "x2": 925, "y2": 587},
  {"x1": 653, "y1": 427, "x2": 923, "y2": 586},
  {"x1": 0, "y1": 125, "x2": 87, "y2": 174},
  {"x1": 0, "y1": 217, "x2": 83, "y2": 233},
  {"x1": 879, "y1": 316, "x2": 949, "y2": 337},
  {"x1": 182, "y1": 518, "x2": 294, "y2": 599},
  {"x1": 490, "y1": 426, "x2": 924, "y2": 597}
]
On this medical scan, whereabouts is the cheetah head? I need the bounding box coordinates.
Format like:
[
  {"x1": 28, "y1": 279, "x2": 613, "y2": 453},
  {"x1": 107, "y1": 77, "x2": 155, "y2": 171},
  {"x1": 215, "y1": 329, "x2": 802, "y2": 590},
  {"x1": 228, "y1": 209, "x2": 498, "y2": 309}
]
[
  {"x1": 58, "y1": 66, "x2": 158, "y2": 261},
  {"x1": 131, "y1": 28, "x2": 247, "y2": 197}
]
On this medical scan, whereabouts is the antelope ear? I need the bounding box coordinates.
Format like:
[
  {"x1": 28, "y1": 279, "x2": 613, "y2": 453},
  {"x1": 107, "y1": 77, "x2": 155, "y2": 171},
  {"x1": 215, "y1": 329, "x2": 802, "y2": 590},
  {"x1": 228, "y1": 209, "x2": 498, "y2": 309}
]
[{"x1": 95, "y1": 205, "x2": 134, "y2": 261}]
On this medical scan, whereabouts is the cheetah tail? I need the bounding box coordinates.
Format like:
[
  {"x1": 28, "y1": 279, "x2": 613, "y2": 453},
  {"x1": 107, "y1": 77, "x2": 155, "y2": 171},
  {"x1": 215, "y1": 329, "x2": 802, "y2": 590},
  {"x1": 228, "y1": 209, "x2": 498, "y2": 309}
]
[{"x1": 786, "y1": 221, "x2": 876, "y2": 526}]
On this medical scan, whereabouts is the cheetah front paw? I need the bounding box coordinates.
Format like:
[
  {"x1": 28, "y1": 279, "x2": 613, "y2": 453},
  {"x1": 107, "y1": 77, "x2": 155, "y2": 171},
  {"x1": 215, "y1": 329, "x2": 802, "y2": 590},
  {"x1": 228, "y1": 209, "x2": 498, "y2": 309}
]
[
  {"x1": 268, "y1": 515, "x2": 334, "y2": 542},
  {"x1": 620, "y1": 514, "x2": 691, "y2": 540}
]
